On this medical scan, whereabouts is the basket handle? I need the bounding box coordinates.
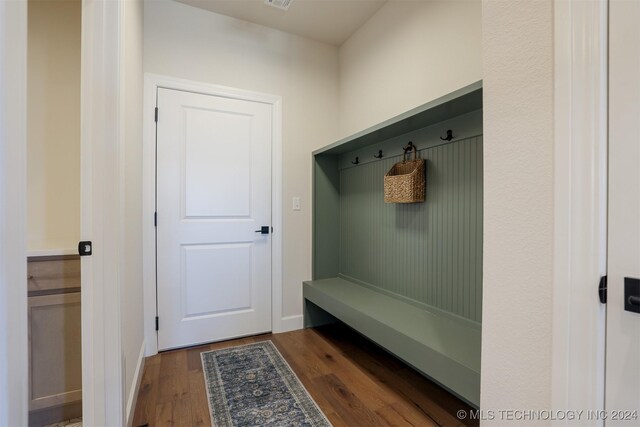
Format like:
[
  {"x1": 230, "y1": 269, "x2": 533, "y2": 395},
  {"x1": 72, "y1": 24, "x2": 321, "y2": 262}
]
[{"x1": 403, "y1": 143, "x2": 417, "y2": 162}]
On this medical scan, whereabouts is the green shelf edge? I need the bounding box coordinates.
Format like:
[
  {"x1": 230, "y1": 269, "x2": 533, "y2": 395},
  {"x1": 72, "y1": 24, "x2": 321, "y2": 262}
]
[{"x1": 313, "y1": 81, "x2": 483, "y2": 156}]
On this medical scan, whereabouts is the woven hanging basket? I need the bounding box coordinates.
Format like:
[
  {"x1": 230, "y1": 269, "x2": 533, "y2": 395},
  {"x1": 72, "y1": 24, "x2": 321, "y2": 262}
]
[{"x1": 384, "y1": 145, "x2": 426, "y2": 203}]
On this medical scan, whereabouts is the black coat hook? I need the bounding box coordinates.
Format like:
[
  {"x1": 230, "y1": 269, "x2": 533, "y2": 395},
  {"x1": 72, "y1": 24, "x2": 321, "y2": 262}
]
[
  {"x1": 351, "y1": 156, "x2": 360, "y2": 165},
  {"x1": 403, "y1": 142, "x2": 414, "y2": 153},
  {"x1": 440, "y1": 130, "x2": 454, "y2": 141},
  {"x1": 374, "y1": 150, "x2": 383, "y2": 159}
]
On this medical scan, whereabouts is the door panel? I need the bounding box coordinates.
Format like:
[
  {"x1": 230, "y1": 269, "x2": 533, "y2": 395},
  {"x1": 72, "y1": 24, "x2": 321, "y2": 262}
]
[
  {"x1": 156, "y1": 88, "x2": 272, "y2": 351},
  {"x1": 183, "y1": 108, "x2": 252, "y2": 217},
  {"x1": 181, "y1": 243, "x2": 252, "y2": 317},
  {"x1": 606, "y1": 0, "x2": 640, "y2": 421}
]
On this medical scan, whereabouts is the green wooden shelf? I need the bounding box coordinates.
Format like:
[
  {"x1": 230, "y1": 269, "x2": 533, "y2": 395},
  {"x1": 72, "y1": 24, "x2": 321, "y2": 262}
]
[{"x1": 304, "y1": 277, "x2": 480, "y2": 406}]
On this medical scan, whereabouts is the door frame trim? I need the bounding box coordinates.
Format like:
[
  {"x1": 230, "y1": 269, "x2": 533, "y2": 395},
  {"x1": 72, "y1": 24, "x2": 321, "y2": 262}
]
[
  {"x1": 142, "y1": 74, "x2": 283, "y2": 356},
  {"x1": 80, "y1": 0, "x2": 127, "y2": 423},
  {"x1": 552, "y1": 0, "x2": 608, "y2": 421},
  {"x1": 0, "y1": 0, "x2": 28, "y2": 424}
]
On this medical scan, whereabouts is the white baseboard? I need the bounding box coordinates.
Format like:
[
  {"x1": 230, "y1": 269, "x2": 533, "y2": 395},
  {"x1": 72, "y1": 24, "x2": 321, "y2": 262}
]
[
  {"x1": 278, "y1": 315, "x2": 303, "y2": 333},
  {"x1": 126, "y1": 341, "x2": 146, "y2": 427}
]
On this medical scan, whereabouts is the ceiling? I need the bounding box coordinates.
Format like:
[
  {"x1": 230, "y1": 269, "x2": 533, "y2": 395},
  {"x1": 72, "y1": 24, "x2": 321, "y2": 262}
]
[{"x1": 173, "y1": 0, "x2": 388, "y2": 46}]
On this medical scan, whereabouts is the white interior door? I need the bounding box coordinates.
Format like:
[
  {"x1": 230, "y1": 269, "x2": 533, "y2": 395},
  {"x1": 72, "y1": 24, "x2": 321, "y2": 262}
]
[
  {"x1": 606, "y1": 0, "x2": 640, "y2": 422},
  {"x1": 156, "y1": 87, "x2": 272, "y2": 351}
]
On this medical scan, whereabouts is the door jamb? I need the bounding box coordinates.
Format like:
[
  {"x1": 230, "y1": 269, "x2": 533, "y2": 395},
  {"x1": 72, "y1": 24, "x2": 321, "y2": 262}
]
[
  {"x1": 142, "y1": 74, "x2": 283, "y2": 356},
  {"x1": 552, "y1": 0, "x2": 608, "y2": 421},
  {"x1": 1, "y1": 0, "x2": 129, "y2": 423},
  {"x1": 0, "y1": 0, "x2": 28, "y2": 424},
  {"x1": 80, "y1": 0, "x2": 126, "y2": 424}
]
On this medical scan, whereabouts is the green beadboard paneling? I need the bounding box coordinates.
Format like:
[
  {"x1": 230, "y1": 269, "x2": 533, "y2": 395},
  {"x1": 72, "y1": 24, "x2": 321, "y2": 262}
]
[
  {"x1": 313, "y1": 155, "x2": 340, "y2": 280},
  {"x1": 338, "y1": 136, "x2": 483, "y2": 322}
]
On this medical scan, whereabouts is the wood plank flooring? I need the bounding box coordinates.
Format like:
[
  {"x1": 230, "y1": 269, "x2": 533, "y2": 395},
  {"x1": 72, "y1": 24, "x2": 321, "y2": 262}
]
[{"x1": 132, "y1": 324, "x2": 478, "y2": 427}]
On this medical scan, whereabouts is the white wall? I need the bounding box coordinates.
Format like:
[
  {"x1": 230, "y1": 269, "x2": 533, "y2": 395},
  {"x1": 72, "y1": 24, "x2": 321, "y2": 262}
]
[
  {"x1": 481, "y1": 0, "x2": 554, "y2": 420},
  {"x1": 0, "y1": 0, "x2": 28, "y2": 424},
  {"x1": 122, "y1": 0, "x2": 145, "y2": 420},
  {"x1": 338, "y1": 0, "x2": 482, "y2": 138},
  {"x1": 27, "y1": 0, "x2": 81, "y2": 252},
  {"x1": 144, "y1": 0, "x2": 340, "y2": 324}
]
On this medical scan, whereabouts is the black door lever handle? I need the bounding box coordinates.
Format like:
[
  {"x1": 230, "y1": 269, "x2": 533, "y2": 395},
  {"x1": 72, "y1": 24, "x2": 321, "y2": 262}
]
[
  {"x1": 624, "y1": 277, "x2": 640, "y2": 313},
  {"x1": 255, "y1": 226, "x2": 270, "y2": 235}
]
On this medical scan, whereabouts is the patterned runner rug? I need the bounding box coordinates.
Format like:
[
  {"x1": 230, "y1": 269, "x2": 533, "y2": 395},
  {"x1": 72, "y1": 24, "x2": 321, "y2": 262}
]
[{"x1": 201, "y1": 341, "x2": 332, "y2": 427}]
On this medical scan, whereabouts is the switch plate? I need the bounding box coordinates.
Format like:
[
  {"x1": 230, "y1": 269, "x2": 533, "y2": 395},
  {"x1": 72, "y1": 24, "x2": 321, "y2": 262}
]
[{"x1": 292, "y1": 197, "x2": 301, "y2": 211}]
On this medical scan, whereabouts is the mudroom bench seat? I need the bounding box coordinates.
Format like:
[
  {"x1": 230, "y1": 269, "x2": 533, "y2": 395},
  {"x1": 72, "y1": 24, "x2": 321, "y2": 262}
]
[{"x1": 303, "y1": 277, "x2": 481, "y2": 407}]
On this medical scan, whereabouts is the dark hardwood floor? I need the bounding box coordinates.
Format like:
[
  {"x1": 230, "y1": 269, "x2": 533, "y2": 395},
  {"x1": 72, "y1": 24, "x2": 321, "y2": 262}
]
[{"x1": 132, "y1": 323, "x2": 478, "y2": 427}]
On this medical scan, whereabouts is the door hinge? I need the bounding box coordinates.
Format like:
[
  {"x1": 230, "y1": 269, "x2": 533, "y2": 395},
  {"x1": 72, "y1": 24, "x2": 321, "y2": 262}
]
[
  {"x1": 154, "y1": 211, "x2": 157, "y2": 227},
  {"x1": 598, "y1": 275, "x2": 607, "y2": 304},
  {"x1": 155, "y1": 316, "x2": 159, "y2": 331},
  {"x1": 155, "y1": 107, "x2": 158, "y2": 123}
]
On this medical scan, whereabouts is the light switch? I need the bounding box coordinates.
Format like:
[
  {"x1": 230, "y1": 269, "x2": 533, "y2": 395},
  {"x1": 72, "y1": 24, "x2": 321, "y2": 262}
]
[{"x1": 292, "y1": 197, "x2": 301, "y2": 211}]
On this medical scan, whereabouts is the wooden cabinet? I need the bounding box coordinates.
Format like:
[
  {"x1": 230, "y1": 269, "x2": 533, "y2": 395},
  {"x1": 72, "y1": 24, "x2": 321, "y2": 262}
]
[
  {"x1": 28, "y1": 256, "x2": 81, "y2": 294},
  {"x1": 27, "y1": 256, "x2": 82, "y2": 425},
  {"x1": 28, "y1": 292, "x2": 82, "y2": 410}
]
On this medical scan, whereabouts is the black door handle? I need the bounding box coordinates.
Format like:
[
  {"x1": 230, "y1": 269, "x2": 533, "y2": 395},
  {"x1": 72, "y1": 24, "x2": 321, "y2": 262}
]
[
  {"x1": 624, "y1": 277, "x2": 640, "y2": 313},
  {"x1": 78, "y1": 241, "x2": 92, "y2": 256},
  {"x1": 255, "y1": 226, "x2": 270, "y2": 235}
]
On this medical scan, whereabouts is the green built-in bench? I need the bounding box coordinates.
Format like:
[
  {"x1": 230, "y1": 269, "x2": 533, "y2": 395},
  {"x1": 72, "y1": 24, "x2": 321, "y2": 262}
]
[
  {"x1": 303, "y1": 277, "x2": 481, "y2": 407},
  {"x1": 306, "y1": 82, "x2": 484, "y2": 407}
]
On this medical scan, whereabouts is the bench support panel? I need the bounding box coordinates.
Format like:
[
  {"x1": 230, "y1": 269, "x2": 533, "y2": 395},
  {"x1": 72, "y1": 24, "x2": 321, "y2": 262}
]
[{"x1": 304, "y1": 299, "x2": 339, "y2": 328}]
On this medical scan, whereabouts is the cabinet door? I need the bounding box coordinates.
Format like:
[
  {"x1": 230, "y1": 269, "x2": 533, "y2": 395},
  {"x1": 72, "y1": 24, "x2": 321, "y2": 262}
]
[{"x1": 28, "y1": 292, "x2": 82, "y2": 411}]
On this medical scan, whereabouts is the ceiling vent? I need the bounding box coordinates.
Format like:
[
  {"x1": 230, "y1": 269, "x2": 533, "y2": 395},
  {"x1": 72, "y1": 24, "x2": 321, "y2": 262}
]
[{"x1": 264, "y1": 0, "x2": 293, "y2": 11}]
